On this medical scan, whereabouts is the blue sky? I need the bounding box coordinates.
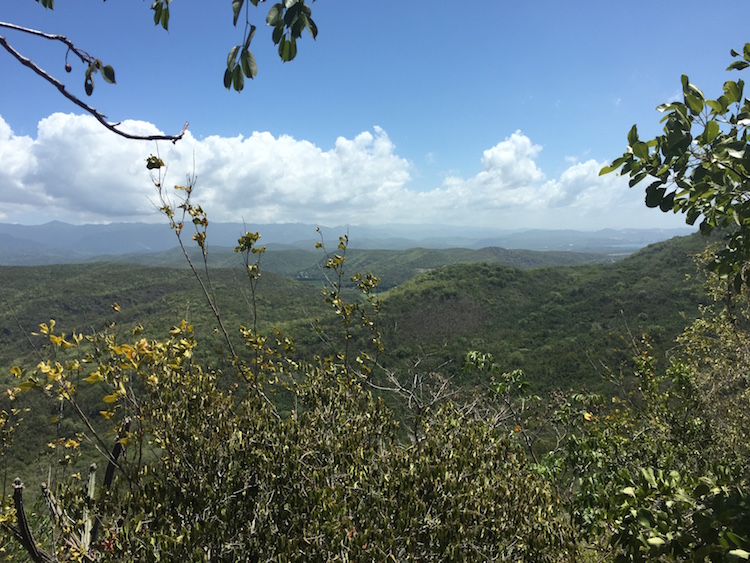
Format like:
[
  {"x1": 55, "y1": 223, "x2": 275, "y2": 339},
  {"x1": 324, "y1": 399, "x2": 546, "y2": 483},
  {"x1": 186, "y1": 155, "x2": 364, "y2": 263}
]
[{"x1": 1, "y1": 1, "x2": 749, "y2": 229}]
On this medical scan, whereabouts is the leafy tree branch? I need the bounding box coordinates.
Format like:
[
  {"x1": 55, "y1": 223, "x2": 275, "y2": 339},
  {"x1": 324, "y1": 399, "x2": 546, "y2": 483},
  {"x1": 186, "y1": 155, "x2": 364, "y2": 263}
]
[{"x1": 0, "y1": 22, "x2": 188, "y2": 142}]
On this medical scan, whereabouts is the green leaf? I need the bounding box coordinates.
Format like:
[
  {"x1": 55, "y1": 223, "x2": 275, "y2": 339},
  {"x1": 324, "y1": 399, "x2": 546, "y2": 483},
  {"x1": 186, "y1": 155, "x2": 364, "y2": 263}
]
[
  {"x1": 627, "y1": 124, "x2": 639, "y2": 146},
  {"x1": 685, "y1": 94, "x2": 704, "y2": 114},
  {"x1": 657, "y1": 102, "x2": 680, "y2": 113},
  {"x1": 641, "y1": 467, "x2": 658, "y2": 488},
  {"x1": 84, "y1": 75, "x2": 94, "y2": 96},
  {"x1": 152, "y1": 1, "x2": 162, "y2": 25},
  {"x1": 638, "y1": 509, "x2": 654, "y2": 528},
  {"x1": 600, "y1": 156, "x2": 628, "y2": 175},
  {"x1": 659, "y1": 191, "x2": 675, "y2": 212},
  {"x1": 223, "y1": 67, "x2": 233, "y2": 89},
  {"x1": 279, "y1": 36, "x2": 297, "y2": 61},
  {"x1": 101, "y1": 65, "x2": 116, "y2": 84},
  {"x1": 729, "y1": 549, "x2": 750, "y2": 559},
  {"x1": 632, "y1": 141, "x2": 649, "y2": 159},
  {"x1": 706, "y1": 99, "x2": 726, "y2": 114},
  {"x1": 724, "y1": 80, "x2": 743, "y2": 104},
  {"x1": 232, "y1": 65, "x2": 244, "y2": 91},
  {"x1": 305, "y1": 15, "x2": 318, "y2": 39},
  {"x1": 227, "y1": 45, "x2": 240, "y2": 67},
  {"x1": 272, "y1": 25, "x2": 284, "y2": 45},
  {"x1": 726, "y1": 532, "x2": 750, "y2": 548},
  {"x1": 241, "y1": 49, "x2": 257, "y2": 79},
  {"x1": 160, "y1": 4, "x2": 169, "y2": 30},
  {"x1": 267, "y1": 3, "x2": 284, "y2": 26},
  {"x1": 232, "y1": 0, "x2": 244, "y2": 26},
  {"x1": 728, "y1": 60, "x2": 750, "y2": 71},
  {"x1": 703, "y1": 120, "x2": 720, "y2": 143},
  {"x1": 243, "y1": 25, "x2": 256, "y2": 50}
]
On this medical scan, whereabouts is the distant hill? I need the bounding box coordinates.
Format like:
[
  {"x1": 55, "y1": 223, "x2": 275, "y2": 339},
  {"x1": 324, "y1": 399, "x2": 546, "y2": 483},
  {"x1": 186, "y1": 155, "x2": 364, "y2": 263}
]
[
  {"x1": 98, "y1": 245, "x2": 621, "y2": 289},
  {"x1": 0, "y1": 231, "x2": 711, "y2": 386},
  {"x1": 376, "y1": 232, "x2": 710, "y2": 392},
  {"x1": 0, "y1": 221, "x2": 695, "y2": 265}
]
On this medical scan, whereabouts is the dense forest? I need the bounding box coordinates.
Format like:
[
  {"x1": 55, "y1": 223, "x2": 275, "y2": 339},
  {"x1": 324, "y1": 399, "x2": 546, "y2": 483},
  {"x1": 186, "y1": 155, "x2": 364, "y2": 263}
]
[{"x1": 2, "y1": 224, "x2": 748, "y2": 561}]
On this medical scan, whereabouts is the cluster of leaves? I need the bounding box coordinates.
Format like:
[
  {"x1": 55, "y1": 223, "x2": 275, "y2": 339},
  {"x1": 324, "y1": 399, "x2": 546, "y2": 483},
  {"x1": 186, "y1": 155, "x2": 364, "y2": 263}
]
[
  {"x1": 152, "y1": 0, "x2": 318, "y2": 91},
  {"x1": 26, "y1": 0, "x2": 316, "y2": 114},
  {"x1": 552, "y1": 298, "x2": 750, "y2": 561},
  {"x1": 602, "y1": 44, "x2": 750, "y2": 291}
]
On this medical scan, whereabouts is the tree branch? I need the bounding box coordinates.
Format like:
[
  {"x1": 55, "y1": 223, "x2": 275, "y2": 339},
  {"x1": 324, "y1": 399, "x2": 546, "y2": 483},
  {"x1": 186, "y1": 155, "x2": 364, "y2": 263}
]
[{"x1": 0, "y1": 24, "x2": 188, "y2": 143}]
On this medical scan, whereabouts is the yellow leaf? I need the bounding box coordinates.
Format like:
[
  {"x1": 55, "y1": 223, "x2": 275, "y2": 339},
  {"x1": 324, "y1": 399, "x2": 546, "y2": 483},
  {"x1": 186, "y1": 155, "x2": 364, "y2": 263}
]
[
  {"x1": 102, "y1": 393, "x2": 119, "y2": 403},
  {"x1": 112, "y1": 302, "x2": 120, "y2": 312},
  {"x1": 99, "y1": 410, "x2": 114, "y2": 419},
  {"x1": 10, "y1": 366, "x2": 22, "y2": 378},
  {"x1": 84, "y1": 371, "x2": 104, "y2": 384},
  {"x1": 584, "y1": 412, "x2": 593, "y2": 421}
]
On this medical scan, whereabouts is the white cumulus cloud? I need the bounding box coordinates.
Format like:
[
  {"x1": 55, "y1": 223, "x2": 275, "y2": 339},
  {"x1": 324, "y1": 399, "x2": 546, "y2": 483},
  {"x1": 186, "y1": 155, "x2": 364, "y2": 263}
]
[{"x1": 0, "y1": 113, "x2": 687, "y2": 230}]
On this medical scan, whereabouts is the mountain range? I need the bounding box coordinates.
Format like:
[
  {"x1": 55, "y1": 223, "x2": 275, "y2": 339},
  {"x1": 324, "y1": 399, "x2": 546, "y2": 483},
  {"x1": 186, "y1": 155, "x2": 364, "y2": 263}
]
[{"x1": 0, "y1": 221, "x2": 696, "y2": 265}]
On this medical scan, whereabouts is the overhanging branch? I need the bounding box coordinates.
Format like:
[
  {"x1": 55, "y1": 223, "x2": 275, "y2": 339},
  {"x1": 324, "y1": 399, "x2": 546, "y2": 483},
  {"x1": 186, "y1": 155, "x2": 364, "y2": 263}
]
[{"x1": 0, "y1": 22, "x2": 188, "y2": 143}]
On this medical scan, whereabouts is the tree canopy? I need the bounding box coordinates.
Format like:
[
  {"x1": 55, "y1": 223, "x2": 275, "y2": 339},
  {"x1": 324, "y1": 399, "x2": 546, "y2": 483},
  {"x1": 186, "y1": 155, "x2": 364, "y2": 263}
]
[{"x1": 602, "y1": 44, "x2": 750, "y2": 291}]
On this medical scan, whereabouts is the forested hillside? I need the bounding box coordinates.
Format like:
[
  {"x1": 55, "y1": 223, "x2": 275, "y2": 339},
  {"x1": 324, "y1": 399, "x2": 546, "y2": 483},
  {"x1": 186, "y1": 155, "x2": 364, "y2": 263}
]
[
  {"x1": 378, "y1": 233, "x2": 708, "y2": 391},
  {"x1": 89, "y1": 244, "x2": 619, "y2": 288},
  {"x1": 0, "y1": 233, "x2": 706, "y2": 393},
  {"x1": 0, "y1": 232, "x2": 708, "y2": 503}
]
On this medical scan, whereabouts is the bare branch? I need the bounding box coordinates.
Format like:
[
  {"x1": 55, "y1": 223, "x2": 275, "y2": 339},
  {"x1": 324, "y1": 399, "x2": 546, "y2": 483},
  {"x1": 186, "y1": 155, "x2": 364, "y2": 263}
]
[
  {"x1": 0, "y1": 24, "x2": 188, "y2": 143},
  {"x1": 0, "y1": 21, "x2": 94, "y2": 63}
]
